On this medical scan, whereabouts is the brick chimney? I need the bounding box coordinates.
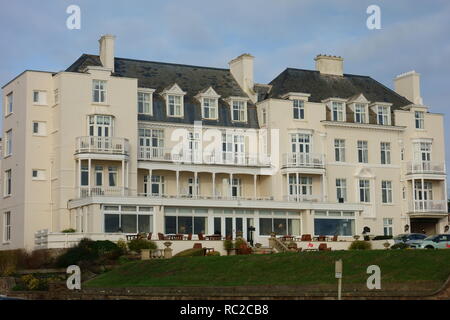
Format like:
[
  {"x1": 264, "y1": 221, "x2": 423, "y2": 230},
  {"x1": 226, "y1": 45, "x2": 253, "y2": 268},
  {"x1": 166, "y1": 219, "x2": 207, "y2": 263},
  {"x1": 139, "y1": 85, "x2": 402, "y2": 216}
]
[
  {"x1": 229, "y1": 53, "x2": 256, "y2": 102},
  {"x1": 99, "y1": 34, "x2": 116, "y2": 72},
  {"x1": 394, "y1": 71, "x2": 423, "y2": 105},
  {"x1": 314, "y1": 54, "x2": 344, "y2": 76}
]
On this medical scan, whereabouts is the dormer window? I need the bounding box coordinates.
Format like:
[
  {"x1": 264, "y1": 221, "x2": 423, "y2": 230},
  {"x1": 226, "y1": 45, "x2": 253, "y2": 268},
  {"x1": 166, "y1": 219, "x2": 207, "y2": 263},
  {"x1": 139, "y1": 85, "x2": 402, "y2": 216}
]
[
  {"x1": 354, "y1": 103, "x2": 367, "y2": 123},
  {"x1": 138, "y1": 89, "x2": 155, "y2": 115},
  {"x1": 332, "y1": 101, "x2": 345, "y2": 121},
  {"x1": 161, "y1": 83, "x2": 186, "y2": 118},
  {"x1": 195, "y1": 87, "x2": 220, "y2": 120},
  {"x1": 202, "y1": 98, "x2": 218, "y2": 119},
  {"x1": 376, "y1": 105, "x2": 391, "y2": 125},
  {"x1": 168, "y1": 95, "x2": 183, "y2": 117},
  {"x1": 232, "y1": 100, "x2": 247, "y2": 122}
]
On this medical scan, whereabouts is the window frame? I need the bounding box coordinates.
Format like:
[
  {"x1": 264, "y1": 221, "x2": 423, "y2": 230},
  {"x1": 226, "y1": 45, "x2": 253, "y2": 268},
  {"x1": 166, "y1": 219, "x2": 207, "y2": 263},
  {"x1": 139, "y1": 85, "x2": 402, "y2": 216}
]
[
  {"x1": 92, "y1": 80, "x2": 107, "y2": 104},
  {"x1": 354, "y1": 103, "x2": 367, "y2": 123},
  {"x1": 334, "y1": 139, "x2": 345, "y2": 162},
  {"x1": 167, "y1": 94, "x2": 184, "y2": 117},
  {"x1": 3, "y1": 211, "x2": 11, "y2": 243},
  {"x1": 4, "y1": 169, "x2": 12, "y2": 197},
  {"x1": 376, "y1": 105, "x2": 391, "y2": 125},
  {"x1": 32, "y1": 90, "x2": 47, "y2": 105},
  {"x1": 380, "y1": 142, "x2": 391, "y2": 165},
  {"x1": 415, "y1": 111, "x2": 425, "y2": 129},
  {"x1": 6, "y1": 92, "x2": 13, "y2": 115},
  {"x1": 137, "y1": 90, "x2": 154, "y2": 115},
  {"x1": 383, "y1": 218, "x2": 393, "y2": 236},
  {"x1": 336, "y1": 179, "x2": 347, "y2": 202},
  {"x1": 32, "y1": 121, "x2": 47, "y2": 136},
  {"x1": 331, "y1": 101, "x2": 345, "y2": 122},
  {"x1": 381, "y1": 180, "x2": 393, "y2": 204},
  {"x1": 357, "y1": 140, "x2": 368, "y2": 163},
  {"x1": 4, "y1": 129, "x2": 12, "y2": 157},
  {"x1": 359, "y1": 179, "x2": 370, "y2": 203},
  {"x1": 231, "y1": 100, "x2": 247, "y2": 122},
  {"x1": 293, "y1": 99, "x2": 305, "y2": 120},
  {"x1": 202, "y1": 97, "x2": 218, "y2": 120}
]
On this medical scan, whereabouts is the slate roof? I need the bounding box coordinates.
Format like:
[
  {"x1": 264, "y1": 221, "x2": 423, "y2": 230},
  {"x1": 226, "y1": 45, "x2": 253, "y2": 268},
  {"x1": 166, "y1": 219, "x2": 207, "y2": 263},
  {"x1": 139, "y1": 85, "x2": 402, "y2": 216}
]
[
  {"x1": 267, "y1": 68, "x2": 412, "y2": 109},
  {"x1": 66, "y1": 54, "x2": 258, "y2": 128}
]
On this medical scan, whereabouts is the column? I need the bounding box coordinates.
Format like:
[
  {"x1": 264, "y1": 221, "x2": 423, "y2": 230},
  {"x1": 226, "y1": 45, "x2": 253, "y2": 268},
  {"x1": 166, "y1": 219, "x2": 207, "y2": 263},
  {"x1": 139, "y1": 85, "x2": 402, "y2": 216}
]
[
  {"x1": 421, "y1": 178, "x2": 425, "y2": 211},
  {"x1": 230, "y1": 173, "x2": 233, "y2": 198},
  {"x1": 286, "y1": 173, "x2": 290, "y2": 201},
  {"x1": 121, "y1": 160, "x2": 125, "y2": 196},
  {"x1": 194, "y1": 171, "x2": 198, "y2": 198},
  {"x1": 88, "y1": 158, "x2": 91, "y2": 196},
  {"x1": 412, "y1": 178, "x2": 416, "y2": 211},
  {"x1": 176, "y1": 170, "x2": 180, "y2": 197},
  {"x1": 77, "y1": 159, "x2": 81, "y2": 197},
  {"x1": 296, "y1": 172, "x2": 299, "y2": 202},
  {"x1": 148, "y1": 169, "x2": 152, "y2": 196},
  {"x1": 253, "y1": 174, "x2": 257, "y2": 200},
  {"x1": 212, "y1": 172, "x2": 216, "y2": 198}
]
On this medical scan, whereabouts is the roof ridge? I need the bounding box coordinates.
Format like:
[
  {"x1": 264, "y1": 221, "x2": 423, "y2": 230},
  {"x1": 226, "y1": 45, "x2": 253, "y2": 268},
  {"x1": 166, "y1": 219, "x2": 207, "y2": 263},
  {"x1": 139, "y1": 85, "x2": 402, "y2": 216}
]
[{"x1": 80, "y1": 53, "x2": 231, "y2": 72}]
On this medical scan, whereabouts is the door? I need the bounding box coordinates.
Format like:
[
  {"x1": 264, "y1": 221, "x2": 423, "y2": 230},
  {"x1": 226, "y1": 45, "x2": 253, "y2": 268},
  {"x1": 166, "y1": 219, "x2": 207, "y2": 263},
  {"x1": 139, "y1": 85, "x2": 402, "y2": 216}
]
[
  {"x1": 222, "y1": 133, "x2": 245, "y2": 164},
  {"x1": 89, "y1": 115, "x2": 112, "y2": 150},
  {"x1": 291, "y1": 133, "x2": 311, "y2": 165},
  {"x1": 225, "y1": 217, "x2": 233, "y2": 239},
  {"x1": 187, "y1": 132, "x2": 201, "y2": 162},
  {"x1": 414, "y1": 181, "x2": 433, "y2": 210}
]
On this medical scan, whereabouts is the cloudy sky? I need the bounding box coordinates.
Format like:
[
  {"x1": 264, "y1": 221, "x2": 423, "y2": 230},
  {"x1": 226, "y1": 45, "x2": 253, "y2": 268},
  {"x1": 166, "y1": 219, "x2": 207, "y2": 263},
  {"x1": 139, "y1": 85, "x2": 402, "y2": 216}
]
[{"x1": 1, "y1": 0, "x2": 449, "y2": 189}]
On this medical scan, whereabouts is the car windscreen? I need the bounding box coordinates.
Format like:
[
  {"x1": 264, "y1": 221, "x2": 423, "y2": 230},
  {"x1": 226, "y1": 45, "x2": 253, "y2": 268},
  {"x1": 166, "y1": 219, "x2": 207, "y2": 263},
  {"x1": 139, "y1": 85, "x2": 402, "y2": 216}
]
[{"x1": 424, "y1": 235, "x2": 437, "y2": 241}]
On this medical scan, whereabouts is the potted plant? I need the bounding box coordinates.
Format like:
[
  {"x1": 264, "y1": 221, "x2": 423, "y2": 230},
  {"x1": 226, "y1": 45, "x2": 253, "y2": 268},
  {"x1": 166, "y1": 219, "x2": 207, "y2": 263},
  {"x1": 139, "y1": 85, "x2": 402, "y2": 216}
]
[
  {"x1": 353, "y1": 235, "x2": 360, "y2": 240},
  {"x1": 223, "y1": 239, "x2": 237, "y2": 256}
]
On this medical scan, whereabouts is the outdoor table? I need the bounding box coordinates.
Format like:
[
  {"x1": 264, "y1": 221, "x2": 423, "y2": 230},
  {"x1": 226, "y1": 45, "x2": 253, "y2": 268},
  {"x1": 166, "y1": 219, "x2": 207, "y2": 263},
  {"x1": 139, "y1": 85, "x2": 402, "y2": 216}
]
[{"x1": 205, "y1": 235, "x2": 221, "y2": 241}]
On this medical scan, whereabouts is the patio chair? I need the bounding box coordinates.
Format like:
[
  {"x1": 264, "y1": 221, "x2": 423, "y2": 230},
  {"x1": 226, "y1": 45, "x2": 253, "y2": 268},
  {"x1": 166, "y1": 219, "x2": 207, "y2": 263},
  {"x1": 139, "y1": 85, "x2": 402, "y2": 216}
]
[
  {"x1": 197, "y1": 233, "x2": 206, "y2": 240},
  {"x1": 318, "y1": 235, "x2": 327, "y2": 242},
  {"x1": 331, "y1": 235, "x2": 338, "y2": 242},
  {"x1": 318, "y1": 243, "x2": 332, "y2": 251},
  {"x1": 147, "y1": 232, "x2": 152, "y2": 240},
  {"x1": 301, "y1": 234, "x2": 312, "y2": 242},
  {"x1": 193, "y1": 243, "x2": 202, "y2": 249},
  {"x1": 158, "y1": 233, "x2": 167, "y2": 240},
  {"x1": 187, "y1": 233, "x2": 192, "y2": 240}
]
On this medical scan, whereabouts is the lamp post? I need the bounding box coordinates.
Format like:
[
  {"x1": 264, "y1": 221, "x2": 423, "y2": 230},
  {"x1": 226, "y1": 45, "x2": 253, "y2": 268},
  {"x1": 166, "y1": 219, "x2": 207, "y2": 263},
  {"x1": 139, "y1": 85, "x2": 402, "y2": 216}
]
[{"x1": 335, "y1": 259, "x2": 343, "y2": 300}]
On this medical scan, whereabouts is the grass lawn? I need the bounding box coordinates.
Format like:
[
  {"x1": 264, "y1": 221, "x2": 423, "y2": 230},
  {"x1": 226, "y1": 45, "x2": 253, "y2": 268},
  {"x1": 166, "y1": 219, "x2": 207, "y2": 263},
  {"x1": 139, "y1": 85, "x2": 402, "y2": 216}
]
[{"x1": 85, "y1": 250, "x2": 450, "y2": 289}]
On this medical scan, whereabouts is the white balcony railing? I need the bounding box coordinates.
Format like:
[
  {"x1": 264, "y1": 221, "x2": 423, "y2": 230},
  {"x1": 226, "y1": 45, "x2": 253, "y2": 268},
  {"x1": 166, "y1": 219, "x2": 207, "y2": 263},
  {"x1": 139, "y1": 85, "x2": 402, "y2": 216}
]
[
  {"x1": 284, "y1": 195, "x2": 323, "y2": 202},
  {"x1": 405, "y1": 161, "x2": 445, "y2": 175},
  {"x1": 76, "y1": 136, "x2": 130, "y2": 155},
  {"x1": 282, "y1": 153, "x2": 325, "y2": 169},
  {"x1": 137, "y1": 193, "x2": 274, "y2": 201},
  {"x1": 137, "y1": 146, "x2": 271, "y2": 167},
  {"x1": 408, "y1": 200, "x2": 447, "y2": 213},
  {"x1": 79, "y1": 186, "x2": 129, "y2": 197}
]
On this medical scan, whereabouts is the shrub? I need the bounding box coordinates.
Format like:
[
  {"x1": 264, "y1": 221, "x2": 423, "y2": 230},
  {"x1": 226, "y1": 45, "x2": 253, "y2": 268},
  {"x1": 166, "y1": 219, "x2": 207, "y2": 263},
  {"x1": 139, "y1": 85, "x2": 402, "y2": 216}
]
[
  {"x1": 391, "y1": 242, "x2": 409, "y2": 250},
  {"x1": 348, "y1": 240, "x2": 372, "y2": 250},
  {"x1": 174, "y1": 248, "x2": 205, "y2": 257},
  {"x1": 56, "y1": 245, "x2": 98, "y2": 268},
  {"x1": 372, "y1": 235, "x2": 393, "y2": 240},
  {"x1": 127, "y1": 239, "x2": 157, "y2": 252},
  {"x1": 24, "y1": 250, "x2": 55, "y2": 269},
  {"x1": 18, "y1": 274, "x2": 49, "y2": 291},
  {"x1": 0, "y1": 250, "x2": 20, "y2": 276},
  {"x1": 92, "y1": 240, "x2": 122, "y2": 258},
  {"x1": 223, "y1": 239, "x2": 234, "y2": 250},
  {"x1": 117, "y1": 239, "x2": 128, "y2": 253},
  {"x1": 206, "y1": 251, "x2": 220, "y2": 256},
  {"x1": 61, "y1": 228, "x2": 76, "y2": 233}
]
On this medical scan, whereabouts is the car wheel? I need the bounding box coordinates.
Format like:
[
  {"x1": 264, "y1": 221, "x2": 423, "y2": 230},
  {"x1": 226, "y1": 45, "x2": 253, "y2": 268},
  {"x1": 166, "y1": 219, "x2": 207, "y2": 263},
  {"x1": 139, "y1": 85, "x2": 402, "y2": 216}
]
[{"x1": 425, "y1": 245, "x2": 435, "y2": 249}]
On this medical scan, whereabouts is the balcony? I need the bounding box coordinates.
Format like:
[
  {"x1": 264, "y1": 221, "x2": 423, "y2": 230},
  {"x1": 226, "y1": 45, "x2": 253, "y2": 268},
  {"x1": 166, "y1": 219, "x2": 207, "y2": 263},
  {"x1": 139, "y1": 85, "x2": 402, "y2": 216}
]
[
  {"x1": 408, "y1": 200, "x2": 447, "y2": 214},
  {"x1": 79, "y1": 186, "x2": 129, "y2": 197},
  {"x1": 137, "y1": 193, "x2": 274, "y2": 201},
  {"x1": 284, "y1": 195, "x2": 323, "y2": 202},
  {"x1": 405, "y1": 161, "x2": 445, "y2": 176},
  {"x1": 138, "y1": 146, "x2": 271, "y2": 167},
  {"x1": 282, "y1": 153, "x2": 325, "y2": 169},
  {"x1": 76, "y1": 136, "x2": 130, "y2": 156}
]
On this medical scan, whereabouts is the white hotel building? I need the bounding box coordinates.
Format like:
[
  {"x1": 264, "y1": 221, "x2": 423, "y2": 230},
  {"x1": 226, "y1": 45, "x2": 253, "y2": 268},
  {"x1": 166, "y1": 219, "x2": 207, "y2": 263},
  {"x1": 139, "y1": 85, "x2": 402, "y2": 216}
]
[{"x1": 1, "y1": 35, "x2": 448, "y2": 250}]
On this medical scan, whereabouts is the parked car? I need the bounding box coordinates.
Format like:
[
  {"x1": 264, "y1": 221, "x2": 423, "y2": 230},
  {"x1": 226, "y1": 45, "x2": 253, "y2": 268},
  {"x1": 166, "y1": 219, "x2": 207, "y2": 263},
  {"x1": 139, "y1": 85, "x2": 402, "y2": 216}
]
[
  {"x1": 393, "y1": 233, "x2": 427, "y2": 246},
  {"x1": 410, "y1": 234, "x2": 450, "y2": 249}
]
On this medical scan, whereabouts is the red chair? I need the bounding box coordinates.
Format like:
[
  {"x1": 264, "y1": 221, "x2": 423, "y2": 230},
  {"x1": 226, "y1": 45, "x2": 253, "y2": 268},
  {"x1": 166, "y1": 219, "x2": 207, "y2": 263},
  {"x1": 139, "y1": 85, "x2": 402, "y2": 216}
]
[
  {"x1": 193, "y1": 243, "x2": 202, "y2": 249},
  {"x1": 187, "y1": 233, "x2": 192, "y2": 240},
  {"x1": 198, "y1": 233, "x2": 205, "y2": 240},
  {"x1": 147, "y1": 232, "x2": 152, "y2": 240},
  {"x1": 331, "y1": 235, "x2": 338, "y2": 242},
  {"x1": 301, "y1": 234, "x2": 312, "y2": 241},
  {"x1": 158, "y1": 233, "x2": 166, "y2": 240},
  {"x1": 318, "y1": 243, "x2": 332, "y2": 251}
]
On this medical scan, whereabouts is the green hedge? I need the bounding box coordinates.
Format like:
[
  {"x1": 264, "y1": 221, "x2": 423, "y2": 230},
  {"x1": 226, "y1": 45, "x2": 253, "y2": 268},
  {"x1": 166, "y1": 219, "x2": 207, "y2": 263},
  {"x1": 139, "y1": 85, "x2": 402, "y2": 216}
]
[{"x1": 348, "y1": 240, "x2": 372, "y2": 250}]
